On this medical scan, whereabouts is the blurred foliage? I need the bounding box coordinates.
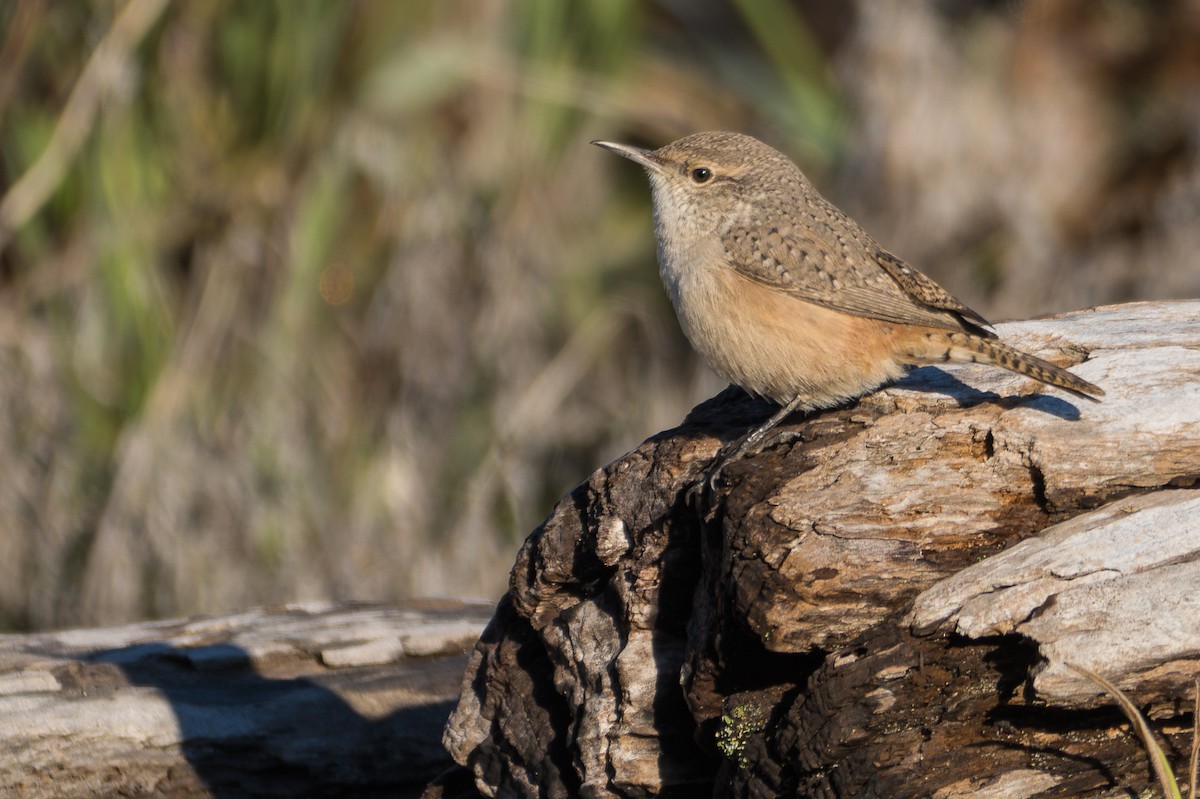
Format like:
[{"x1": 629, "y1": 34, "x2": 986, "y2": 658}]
[{"x1": 0, "y1": 0, "x2": 1196, "y2": 629}]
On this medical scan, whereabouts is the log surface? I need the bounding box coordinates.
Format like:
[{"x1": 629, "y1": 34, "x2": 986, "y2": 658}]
[
  {"x1": 433, "y1": 301, "x2": 1200, "y2": 799},
  {"x1": 0, "y1": 600, "x2": 492, "y2": 798}
]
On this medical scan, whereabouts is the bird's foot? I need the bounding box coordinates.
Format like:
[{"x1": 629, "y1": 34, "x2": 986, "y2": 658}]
[
  {"x1": 685, "y1": 424, "x2": 804, "y2": 513},
  {"x1": 685, "y1": 397, "x2": 809, "y2": 515}
]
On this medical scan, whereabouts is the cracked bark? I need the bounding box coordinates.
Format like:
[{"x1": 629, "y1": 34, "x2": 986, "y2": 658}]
[{"x1": 432, "y1": 301, "x2": 1200, "y2": 799}]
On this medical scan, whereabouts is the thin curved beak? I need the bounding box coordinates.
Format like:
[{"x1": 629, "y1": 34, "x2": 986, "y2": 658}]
[{"x1": 591, "y1": 140, "x2": 663, "y2": 174}]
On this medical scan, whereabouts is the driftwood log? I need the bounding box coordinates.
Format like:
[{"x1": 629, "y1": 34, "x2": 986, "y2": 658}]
[
  {"x1": 0, "y1": 600, "x2": 491, "y2": 798},
  {"x1": 430, "y1": 301, "x2": 1200, "y2": 799}
]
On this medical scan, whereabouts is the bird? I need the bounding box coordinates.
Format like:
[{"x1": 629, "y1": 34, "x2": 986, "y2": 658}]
[{"x1": 592, "y1": 131, "x2": 1103, "y2": 458}]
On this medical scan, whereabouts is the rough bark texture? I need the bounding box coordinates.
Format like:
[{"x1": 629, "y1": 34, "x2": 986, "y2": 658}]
[
  {"x1": 433, "y1": 301, "x2": 1200, "y2": 799},
  {"x1": 0, "y1": 600, "x2": 492, "y2": 798}
]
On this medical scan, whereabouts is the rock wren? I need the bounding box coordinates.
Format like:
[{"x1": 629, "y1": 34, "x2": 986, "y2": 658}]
[{"x1": 593, "y1": 131, "x2": 1103, "y2": 451}]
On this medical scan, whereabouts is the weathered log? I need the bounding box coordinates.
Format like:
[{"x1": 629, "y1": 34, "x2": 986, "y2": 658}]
[
  {"x1": 433, "y1": 301, "x2": 1200, "y2": 798},
  {"x1": 0, "y1": 600, "x2": 491, "y2": 798}
]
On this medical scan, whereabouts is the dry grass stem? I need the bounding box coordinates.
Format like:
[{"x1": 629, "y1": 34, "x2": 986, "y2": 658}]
[{"x1": 1068, "y1": 663, "x2": 1182, "y2": 799}]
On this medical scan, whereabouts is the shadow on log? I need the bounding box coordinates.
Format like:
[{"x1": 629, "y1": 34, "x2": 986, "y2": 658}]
[
  {"x1": 0, "y1": 600, "x2": 493, "y2": 797},
  {"x1": 430, "y1": 301, "x2": 1200, "y2": 799}
]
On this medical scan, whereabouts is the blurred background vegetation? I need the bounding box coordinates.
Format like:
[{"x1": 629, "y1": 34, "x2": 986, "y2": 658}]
[{"x1": 0, "y1": 0, "x2": 1196, "y2": 629}]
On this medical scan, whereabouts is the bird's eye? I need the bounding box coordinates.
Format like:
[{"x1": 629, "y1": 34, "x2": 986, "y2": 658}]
[{"x1": 690, "y1": 167, "x2": 713, "y2": 184}]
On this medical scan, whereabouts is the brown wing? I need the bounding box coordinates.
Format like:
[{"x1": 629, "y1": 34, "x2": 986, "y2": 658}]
[
  {"x1": 873, "y1": 249, "x2": 992, "y2": 331},
  {"x1": 723, "y1": 222, "x2": 995, "y2": 337}
]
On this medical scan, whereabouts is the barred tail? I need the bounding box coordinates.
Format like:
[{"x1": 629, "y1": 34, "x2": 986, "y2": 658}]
[{"x1": 903, "y1": 331, "x2": 1105, "y2": 401}]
